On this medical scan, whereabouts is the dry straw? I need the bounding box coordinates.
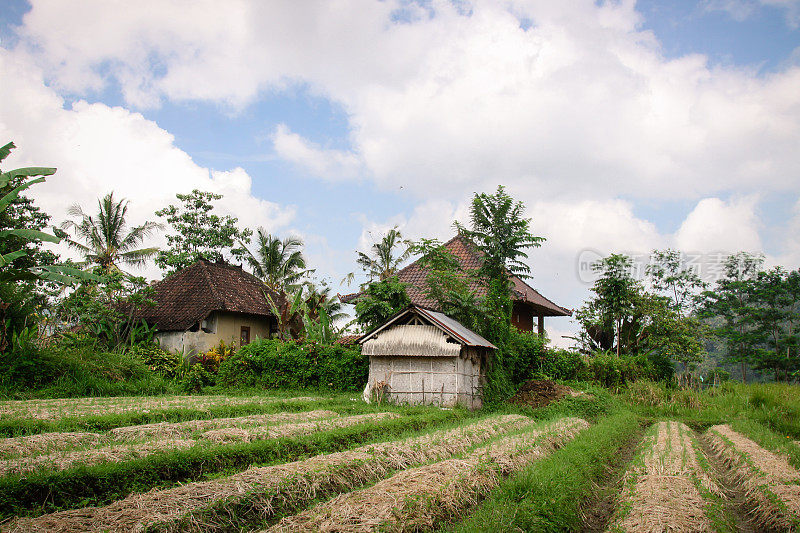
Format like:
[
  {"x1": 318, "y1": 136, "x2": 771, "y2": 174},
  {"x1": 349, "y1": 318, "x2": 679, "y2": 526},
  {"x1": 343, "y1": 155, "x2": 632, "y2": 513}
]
[
  {"x1": 705, "y1": 424, "x2": 800, "y2": 531},
  {"x1": 4, "y1": 414, "x2": 531, "y2": 533},
  {"x1": 0, "y1": 395, "x2": 319, "y2": 421},
  {"x1": 110, "y1": 409, "x2": 338, "y2": 441},
  {"x1": 607, "y1": 421, "x2": 719, "y2": 533},
  {"x1": 0, "y1": 432, "x2": 102, "y2": 459},
  {"x1": 269, "y1": 417, "x2": 589, "y2": 532},
  {"x1": 0, "y1": 439, "x2": 196, "y2": 477},
  {"x1": 201, "y1": 412, "x2": 400, "y2": 443}
]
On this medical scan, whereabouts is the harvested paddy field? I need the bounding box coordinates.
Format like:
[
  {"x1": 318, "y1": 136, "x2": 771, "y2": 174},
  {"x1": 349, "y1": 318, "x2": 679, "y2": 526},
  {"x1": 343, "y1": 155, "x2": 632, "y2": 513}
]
[
  {"x1": 607, "y1": 421, "x2": 724, "y2": 533},
  {"x1": 705, "y1": 424, "x2": 800, "y2": 531},
  {"x1": 0, "y1": 411, "x2": 393, "y2": 477},
  {"x1": 270, "y1": 417, "x2": 589, "y2": 532},
  {"x1": 0, "y1": 394, "x2": 319, "y2": 421},
  {"x1": 6, "y1": 385, "x2": 800, "y2": 532},
  {"x1": 5, "y1": 413, "x2": 532, "y2": 532}
]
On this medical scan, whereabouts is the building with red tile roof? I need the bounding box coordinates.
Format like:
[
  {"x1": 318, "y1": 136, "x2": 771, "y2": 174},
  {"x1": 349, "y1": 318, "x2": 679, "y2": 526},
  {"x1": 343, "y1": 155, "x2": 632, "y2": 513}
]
[{"x1": 342, "y1": 234, "x2": 570, "y2": 335}]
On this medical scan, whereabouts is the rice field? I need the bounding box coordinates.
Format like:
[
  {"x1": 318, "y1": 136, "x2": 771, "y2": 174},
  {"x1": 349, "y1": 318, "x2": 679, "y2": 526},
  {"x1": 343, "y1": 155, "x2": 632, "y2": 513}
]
[
  {"x1": 0, "y1": 395, "x2": 320, "y2": 421},
  {"x1": 607, "y1": 421, "x2": 723, "y2": 533},
  {"x1": 4, "y1": 385, "x2": 800, "y2": 532}
]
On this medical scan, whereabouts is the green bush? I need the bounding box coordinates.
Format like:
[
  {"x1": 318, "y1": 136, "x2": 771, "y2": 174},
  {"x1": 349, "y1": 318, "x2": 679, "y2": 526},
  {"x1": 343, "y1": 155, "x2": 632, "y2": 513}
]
[
  {"x1": 0, "y1": 342, "x2": 176, "y2": 399},
  {"x1": 0, "y1": 328, "x2": 56, "y2": 389},
  {"x1": 624, "y1": 380, "x2": 668, "y2": 407},
  {"x1": 218, "y1": 339, "x2": 368, "y2": 392},
  {"x1": 181, "y1": 363, "x2": 214, "y2": 392},
  {"x1": 129, "y1": 344, "x2": 184, "y2": 380},
  {"x1": 500, "y1": 329, "x2": 547, "y2": 386}
]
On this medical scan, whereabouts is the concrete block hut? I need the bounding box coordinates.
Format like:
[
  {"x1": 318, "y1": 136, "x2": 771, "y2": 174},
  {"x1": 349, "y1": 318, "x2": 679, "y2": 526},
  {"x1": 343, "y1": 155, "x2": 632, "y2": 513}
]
[{"x1": 358, "y1": 305, "x2": 496, "y2": 409}]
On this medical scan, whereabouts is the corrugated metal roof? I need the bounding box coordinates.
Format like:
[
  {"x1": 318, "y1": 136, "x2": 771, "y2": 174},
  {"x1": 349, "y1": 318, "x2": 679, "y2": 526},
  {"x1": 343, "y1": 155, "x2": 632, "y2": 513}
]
[
  {"x1": 363, "y1": 325, "x2": 461, "y2": 357},
  {"x1": 415, "y1": 307, "x2": 497, "y2": 349},
  {"x1": 358, "y1": 305, "x2": 497, "y2": 350}
]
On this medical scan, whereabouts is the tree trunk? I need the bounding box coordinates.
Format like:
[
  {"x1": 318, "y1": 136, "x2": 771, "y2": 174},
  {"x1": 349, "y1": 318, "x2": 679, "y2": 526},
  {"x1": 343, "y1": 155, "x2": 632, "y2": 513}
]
[
  {"x1": 616, "y1": 318, "x2": 621, "y2": 357},
  {"x1": 741, "y1": 361, "x2": 747, "y2": 384}
]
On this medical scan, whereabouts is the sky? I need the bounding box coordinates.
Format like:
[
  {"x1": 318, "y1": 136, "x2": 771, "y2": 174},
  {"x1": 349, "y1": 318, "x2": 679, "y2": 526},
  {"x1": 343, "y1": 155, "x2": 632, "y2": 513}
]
[{"x1": 1, "y1": 0, "x2": 799, "y2": 345}]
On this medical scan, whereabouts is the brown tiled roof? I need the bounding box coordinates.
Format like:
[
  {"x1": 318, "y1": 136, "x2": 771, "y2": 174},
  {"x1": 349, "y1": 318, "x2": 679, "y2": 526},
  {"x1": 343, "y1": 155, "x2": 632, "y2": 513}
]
[
  {"x1": 133, "y1": 260, "x2": 274, "y2": 331},
  {"x1": 343, "y1": 235, "x2": 571, "y2": 317},
  {"x1": 334, "y1": 334, "x2": 361, "y2": 346}
]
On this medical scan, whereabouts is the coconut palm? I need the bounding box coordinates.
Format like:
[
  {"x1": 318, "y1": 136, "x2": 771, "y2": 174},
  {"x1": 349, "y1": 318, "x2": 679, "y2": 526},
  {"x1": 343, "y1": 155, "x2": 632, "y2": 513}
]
[
  {"x1": 304, "y1": 283, "x2": 347, "y2": 324},
  {"x1": 356, "y1": 227, "x2": 411, "y2": 281},
  {"x1": 244, "y1": 228, "x2": 311, "y2": 292},
  {"x1": 61, "y1": 192, "x2": 162, "y2": 272}
]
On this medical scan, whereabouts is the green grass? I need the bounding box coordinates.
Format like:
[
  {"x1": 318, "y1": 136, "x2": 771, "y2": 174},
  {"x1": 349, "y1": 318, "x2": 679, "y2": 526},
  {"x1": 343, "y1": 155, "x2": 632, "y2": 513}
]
[
  {"x1": 690, "y1": 432, "x2": 738, "y2": 533},
  {"x1": 446, "y1": 409, "x2": 640, "y2": 532},
  {"x1": 618, "y1": 381, "x2": 800, "y2": 437},
  {"x1": 0, "y1": 346, "x2": 180, "y2": 400},
  {"x1": 0, "y1": 409, "x2": 469, "y2": 519}
]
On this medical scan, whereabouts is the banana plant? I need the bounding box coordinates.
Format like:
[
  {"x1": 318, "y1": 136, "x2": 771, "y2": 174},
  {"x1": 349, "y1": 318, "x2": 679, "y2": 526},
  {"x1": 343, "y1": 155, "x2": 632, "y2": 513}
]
[{"x1": 0, "y1": 141, "x2": 94, "y2": 285}]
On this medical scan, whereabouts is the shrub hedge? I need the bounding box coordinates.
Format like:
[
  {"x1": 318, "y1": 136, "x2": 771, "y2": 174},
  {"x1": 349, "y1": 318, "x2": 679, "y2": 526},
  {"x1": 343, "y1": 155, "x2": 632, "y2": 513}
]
[{"x1": 218, "y1": 339, "x2": 368, "y2": 392}]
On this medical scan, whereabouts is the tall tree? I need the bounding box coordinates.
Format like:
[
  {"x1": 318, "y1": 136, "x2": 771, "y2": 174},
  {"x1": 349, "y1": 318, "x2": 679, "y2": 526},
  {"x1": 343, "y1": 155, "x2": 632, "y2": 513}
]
[
  {"x1": 578, "y1": 254, "x2": 641, "y2": 356},
  {"x1": 454, "y1": 185, "x2": 543, "y2": 342},
  {"x1": 356, "y1": 227, "x2": 411, "y2": 282},
  {"x1": 243, "y1": 228, "x2": 310, "y2": 292},
  {"x1": 61, "y1": 192, "x2": 162, "y2": 272},
  {"x1": 646, "y1": 249, "x2": 707, "y2": 315},
  {"x1": 455, "y1": 185, "x2": 544, "y2": 282},
  {"x1": 748, "y1": 267, "x2": 800, "y2": 380},
  {"x1": 700, "y1": 252, "x2": 764, "y2": 383},
  {"x1": 645, "y1": 249, "x2": 707, "y2": 380},
  {"x1": 155, "y1": 190, "x2": 252, "y2": 273}
]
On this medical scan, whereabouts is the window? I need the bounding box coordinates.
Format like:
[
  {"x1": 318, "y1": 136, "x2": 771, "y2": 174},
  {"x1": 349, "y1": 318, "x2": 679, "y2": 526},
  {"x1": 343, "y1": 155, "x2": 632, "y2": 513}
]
[{"x1": 240, "y1": 326, "x2": 251, "y2": 345}]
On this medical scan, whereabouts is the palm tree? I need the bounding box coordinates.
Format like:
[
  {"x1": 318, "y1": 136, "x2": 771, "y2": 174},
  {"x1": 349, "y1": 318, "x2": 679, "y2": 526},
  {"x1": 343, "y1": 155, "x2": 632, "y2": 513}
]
[
  {"x1": 304, "y1": 284, "x2": 347, "y2": 324},
  {"x1": 61, "y1": 192, "x2": 162, "y2": 272},
  {"x1": 244, "y1": 228, "x2": 310, "y2": 292},
  {"x1": 356, "y1": 227, "x2": 411, "y2": 281}
]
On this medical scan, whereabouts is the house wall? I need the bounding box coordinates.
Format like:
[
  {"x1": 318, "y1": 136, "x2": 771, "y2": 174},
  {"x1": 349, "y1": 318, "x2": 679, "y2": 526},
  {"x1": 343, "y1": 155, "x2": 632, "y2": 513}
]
[
  {"x1": 511, "y1": 301, "x2": 535, "y2": 332},
  {"x1": 368, "y1": 354, "x2": 484, "y2": 409},
  {"x1": 214, "y1": 311, "x2": 271, "y2": 347},
  {"x1": 156, "y1": 311, "x2": 272, "y2": 357}
]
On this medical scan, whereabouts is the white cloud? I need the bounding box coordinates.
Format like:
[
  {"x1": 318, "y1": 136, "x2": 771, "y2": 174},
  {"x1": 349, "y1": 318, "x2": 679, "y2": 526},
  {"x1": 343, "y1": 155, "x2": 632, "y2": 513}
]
[
  {"x1": 0, "y1": 48, "x2": 295, "y2": 280},
  {"x1": 674, "y1": 196, "x2": 763, "y2": 253},
  {"x1": 702, "y1": 0, "x2": 758, "y2": 21},
  {"x1": 271, "y1": 124, "x2": 362, "y2": 180},
  {"x1": 775, "y1": 197, "x2": 800, "y2": 267},
  {"x1": 10, "y1": 1, "x2": 800, "y2": 202}
]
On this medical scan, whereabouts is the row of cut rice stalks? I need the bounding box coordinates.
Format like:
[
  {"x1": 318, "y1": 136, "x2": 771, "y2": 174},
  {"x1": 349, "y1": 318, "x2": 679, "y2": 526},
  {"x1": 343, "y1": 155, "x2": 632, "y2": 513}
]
[
  {"x1": 609, "y1": 420, "x2": 800, "y2": 533},
  {"x1": 0, "y1": 411, "x2": 393, "y2": 476},
  {"x1": 5, "y1": 414, "x2": 588, "y2": 533}
]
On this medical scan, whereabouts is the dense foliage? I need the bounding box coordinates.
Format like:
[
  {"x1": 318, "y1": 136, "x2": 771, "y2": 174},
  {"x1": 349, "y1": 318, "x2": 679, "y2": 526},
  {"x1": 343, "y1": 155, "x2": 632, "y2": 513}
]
[
  {"x1": 155, "y1": 189, "x2": 252, "y2": 273},
  {"x1": 700, "y1": 252, "x2": 800, "y2": 381},
  {"x1": 353, "y1": 276, "x2": 411, "y2": 331},
  {"x1": 219, "y1": 339, "x2": 368, "y2": 391},
  {"x1": 0, "y1": 335, "x2": 174, "y2": 398},
  {"x1": 0, "y1": 141, "x2": 93, "y2": 352}
]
